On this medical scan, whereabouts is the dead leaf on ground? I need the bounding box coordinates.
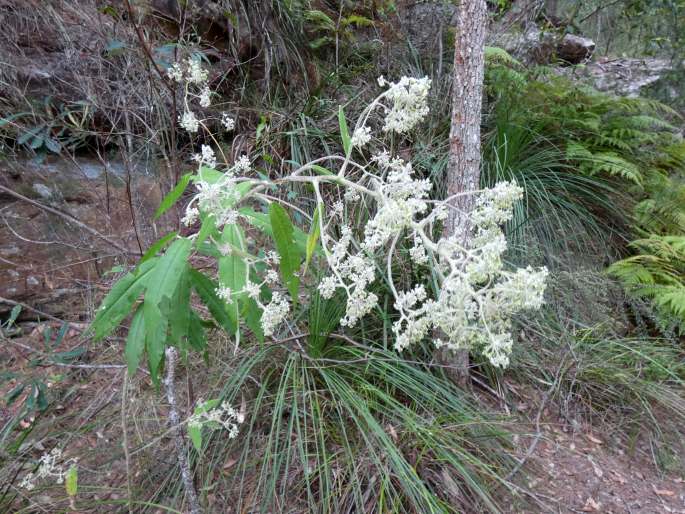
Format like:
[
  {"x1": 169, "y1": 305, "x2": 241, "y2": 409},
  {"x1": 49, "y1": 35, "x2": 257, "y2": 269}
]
[
  {"x1": 653, "y1": 486, "x2": 675, "y2": 497},
  {"x1": 586, "y1": 433, "x2": 603, "y2": 444},
  {"x1": 581, "y1": 497, "x2": 601, "y2": 512}
]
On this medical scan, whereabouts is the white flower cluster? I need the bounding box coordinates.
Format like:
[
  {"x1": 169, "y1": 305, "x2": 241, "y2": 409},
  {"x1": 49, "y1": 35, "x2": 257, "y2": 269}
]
[
  {"x1": 318, "y1": 226, "x2": 378, "y2": 326},
  {"x1": 260, "y1": 291, "x2": 290, "y2": 337},
  {"x1": 174, "y1": 73, "x2": 547, "y2": 369},
  {"x1": 362, "y1": 153, "x2": 432, "y2": 251},
  {"x1": 168, "y1": 57, "x2": 209, "y2": 85},
  {"x1": 188, "y1": 400, "x2": 244, "y2": 439},
  {"x1": 182, "y1": 155, "x2": 253, "y2": 227},
  {"x1": 351, "y1": 125, "x2": 372, "y2": 148},
  {"x1": 168, "y1": 58, "x2": 211, "y2": 134},
  {"x1": 378, "y1": 76, "x2": 431, "y2": 133},
  {"x1": 221, "y1": 112, "x2": 235, "y2": 131},
  {"x1": 312, "y1": 76, "x2": 547, "y2": 367},
  {"x1": 389, "y1": 182, "x2": 548, "y2": 367},
  {"x1": 19, "y1": 448, "x2": 74, "y2": 491},
  {"x1": 192, "y1": 144, "x2": 217, "y2": 168}
]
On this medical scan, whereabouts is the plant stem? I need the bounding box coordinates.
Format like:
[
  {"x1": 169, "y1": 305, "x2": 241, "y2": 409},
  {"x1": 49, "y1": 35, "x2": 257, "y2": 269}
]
[{"x1": 164, "y1": 347, "x2": 202, "y2": 514}]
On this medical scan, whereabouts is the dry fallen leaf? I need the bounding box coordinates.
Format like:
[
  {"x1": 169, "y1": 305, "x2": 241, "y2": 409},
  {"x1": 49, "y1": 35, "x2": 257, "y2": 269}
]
[
  {"x1": 223, "y1": 457, "x2": 238, "y2": 471},
  {"x1": 653, "y1": 486, "x2": 675, "y2": 497},
  {"x1": 611, "y1": 470, "x2": 626, "y2": 484},
  {"x1": 582, "y1": 497, "x2": 601, "y2": 512},
  {"x1": 586, "y1": 433, "x2": 603, "y2": 444}
]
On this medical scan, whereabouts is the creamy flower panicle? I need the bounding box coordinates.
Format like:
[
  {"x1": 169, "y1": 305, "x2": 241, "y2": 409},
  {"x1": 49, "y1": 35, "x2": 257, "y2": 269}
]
[{"x1": 176, "y1": 72, "x2": 547, "y2": 367}]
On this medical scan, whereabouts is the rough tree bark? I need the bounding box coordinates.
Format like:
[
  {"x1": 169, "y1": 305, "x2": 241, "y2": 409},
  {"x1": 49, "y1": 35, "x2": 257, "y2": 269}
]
[{"x1": 438, "y1": 0, "x2": 488, "y2": 385}]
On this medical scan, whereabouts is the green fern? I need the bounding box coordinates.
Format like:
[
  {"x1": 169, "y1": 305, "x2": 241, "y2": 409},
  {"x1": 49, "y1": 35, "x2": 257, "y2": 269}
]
[{"x1": 608, "y1": 235, "x2": 685, "y2": 331}]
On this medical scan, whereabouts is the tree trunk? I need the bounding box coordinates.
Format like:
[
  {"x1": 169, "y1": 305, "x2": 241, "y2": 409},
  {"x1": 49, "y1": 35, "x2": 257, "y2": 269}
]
[{"x1": 438, "y1": 0, "x2": 488, "y2": 386}]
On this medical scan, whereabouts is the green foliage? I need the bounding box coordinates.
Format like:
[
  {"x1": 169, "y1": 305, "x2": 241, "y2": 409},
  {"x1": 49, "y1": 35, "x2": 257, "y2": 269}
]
[
  {"x1": 170, "y1": 332, "x2": 515, "y2": 513},
  {"x1": 608, "y1": 235, "x2": 685, "y2": 330},
  {"x1": 269, "y1": 202, "x2": 302, "y2": 300}
]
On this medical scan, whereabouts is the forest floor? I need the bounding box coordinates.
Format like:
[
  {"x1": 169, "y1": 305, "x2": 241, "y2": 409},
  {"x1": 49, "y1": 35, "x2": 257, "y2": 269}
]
[{"x1": 3, "y1": 318, "x2": 685, "y2": 513}]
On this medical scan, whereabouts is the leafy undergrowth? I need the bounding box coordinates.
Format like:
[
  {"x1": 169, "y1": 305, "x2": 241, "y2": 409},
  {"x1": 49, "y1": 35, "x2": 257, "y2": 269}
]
[{"x1": 2, "y1": 282, "x2": 685, "y2": 513}]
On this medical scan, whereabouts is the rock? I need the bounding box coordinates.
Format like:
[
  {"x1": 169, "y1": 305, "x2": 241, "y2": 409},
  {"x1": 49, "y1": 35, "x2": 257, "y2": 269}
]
[
  {"x1": 496, "y1": 23, "x2": 557, "y2": 65},
  {"x1": 400, "y1": 2, "x2": 458, "y2": 54},
  {"x1": 561, "y1": 57, "x2": 674, "y2": 97},
  {"x1": 32, "y1": 183, "x2": 52, "y2": 199},
  {"x1": 557, "y1": 34, "x2": 595, "y2": 64}
]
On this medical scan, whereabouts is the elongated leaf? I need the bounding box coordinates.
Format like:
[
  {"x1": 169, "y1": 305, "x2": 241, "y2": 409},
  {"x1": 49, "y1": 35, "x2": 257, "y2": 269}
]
[
  {"x1": 338, "y1": 106, "x2": 351, "y2": 156},
  {"x1": 190, "y1": 268, "x2": 237, "y2": 334},
  {"x1": 141, "y1": 232, "x2": 177, "y2": 264},
  {"x1": 269, "y1": 203, "x2": 302, "y2": 300},
  {"x1": 169, "y1": 266, "x2": 191, "y2": 345},
  {"x1": 65, "y1": 465, "x2": 78, "y2": 497},
  {"x1": 189, "y1": 424, "x2": 202, "y2": 453},
  {"x1": 145, "y1": 238, "x2": 193, "y2": 310},
  {"x1": 125, "y1": 304, "x2": 146, "y2": 375},
  {"x1": 310, "y1": 164, "x2": 334, "y2": 176},
  {"x1": 219, "y1": 224, "x2": 248, "y2": 300},
  {"x1": 155, "y1": 174, "x2": 191, "y2": 219},
  {"x1": 90, "y1": 259, "x2": 157, "y2": 340},
  {"x1": 188, "y1": 310, "x2": 207, "y2": 351},
  {"x1": 145, "y1": 302, "x2": 167, "y2": 383},
  {"x1": 243, "y1": 298, "x2": 264, "y2": 343},
  {"x1": 240, "y1": 208, "x2": 309, "y2": 252},
  {"x1": 304, "y1": 203, "x2": 322, "y2": 275}
]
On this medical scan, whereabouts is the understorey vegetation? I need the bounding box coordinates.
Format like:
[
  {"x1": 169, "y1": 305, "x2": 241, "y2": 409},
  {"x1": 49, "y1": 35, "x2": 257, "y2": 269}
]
[{"x1": 1, "y1": 1, "x2": 683, "y2": 513}]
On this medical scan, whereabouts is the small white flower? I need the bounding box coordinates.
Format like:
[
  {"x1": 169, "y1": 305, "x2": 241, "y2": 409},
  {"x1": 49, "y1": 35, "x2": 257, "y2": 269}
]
[
  {"x1": 199, "y1": 85, "x2": 211, "y2": 107},
  {"x1": 265, "y1": 269, "x2": 279, "y2": 285},
  {"x1": 179, "y1": 110, "x2": 200, "y2": 133},
  {"x1": 244, "y1": 281, "x2": 261, "y2": 300},
  {"x1": 216, "y1": 284, "x2": 233, "y2": 303},
  {"x1": 351, "y1": 125, "x2": 372, "y2": 148},
  {"x1": 260, "y1": 291, "x2": 290, "y2": 337},
  {"x1": 186, "y1": 58, "x2": 208, "y2": 84},
  {"x1": 379, "y1": 76, "x2": 431, "y2": 133},
  {"x1": 167, "y1": 63, "x2": 184, "y2": 82},
  {"x1": 221, "y1": 113, "x2": 235, "y2": 131},
  {"x1": 192, "y1": 144, "x2": 217, "y2": 168},
  {"x1": 265, "y1": 250, "x2": 280, "y2": 265},
  {"x1": 182, "y1": 206, "x2": 200, "y2": 226},
  {"x1": 233, "y1": 155, "x2": 251, "y2": 173}
]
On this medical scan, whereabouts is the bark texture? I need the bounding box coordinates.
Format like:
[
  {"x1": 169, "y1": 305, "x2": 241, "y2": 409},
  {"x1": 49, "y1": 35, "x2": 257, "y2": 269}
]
[
  {"x1": 439, "y1": 0, "x2": 488, "y2": 385},
  {"x1": 164, "y1": 347, "x2": 202, "y2": 514}
]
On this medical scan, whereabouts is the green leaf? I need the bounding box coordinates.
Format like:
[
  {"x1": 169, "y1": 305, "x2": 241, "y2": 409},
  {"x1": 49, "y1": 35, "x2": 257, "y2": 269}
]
[
  {"x1": 187, "y1": 311, "x2": 207, "y2": 351},
  {"x1": 141, "y1": 232, "x2": 178, "y2": 264},
  {"x1": 240, "y1": 208, "x2": 309, "y2": 253},
  {"x1": 269, "y1": 203, "x2": 302, "y2": 301},
  {"x1": 8, "y1": 304, "x2": 21, "y2": 326},
  {"x1": 125, "y1": 304, "x2": 146, "y2": 375},
  {"x1": 310, "y1": 164, "x2": 334, "y2": 176},
  {"x1": 90, "y1": 259, "x2": 157, "y2": 340},
  {"x1": 218, "y1": 224, "x2": 248, "y2": 301},
  {"x1": 44, "y1": 137, "x2": 61, "y2": 153},
  {"x1": 190, "y1": 269, "x2": 237, "y2": 334},
  {"x1": 6, "y1": 384, "x2": 25, "y2": 406},
  {"x1": 144, "y1": 303, "x2": 167, "y2": 383},
  {"x1": 168, "y1": 266, "x2": 191, "y2": 345},
  {"x1": 143, "y1": 238, "x2": 192, "y2": 380},
  {"x1": 338, "y1": 106, "x2": 351, "y2": 156},
  {"x1": 304, "y1": 203, "x2": 322, "y2": 275},
  {"x1": 155, "y1": 174, "x2": 191, "y2": 219},
  {"x1": 189, "y1": 424, "x2": 202, "y2": 453},
  {"x1": 196, "y1": 211, "x2": 217, "y2": 247},
  {"x1": 145, "y1": 238, "x2": 193, "y2": 310},
  {"x1": 243, "y1": 298, "x2": 264, "y2": 343},
  {"x1": 65, "y1": 464, "x2": 78, "y2": 497}
]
